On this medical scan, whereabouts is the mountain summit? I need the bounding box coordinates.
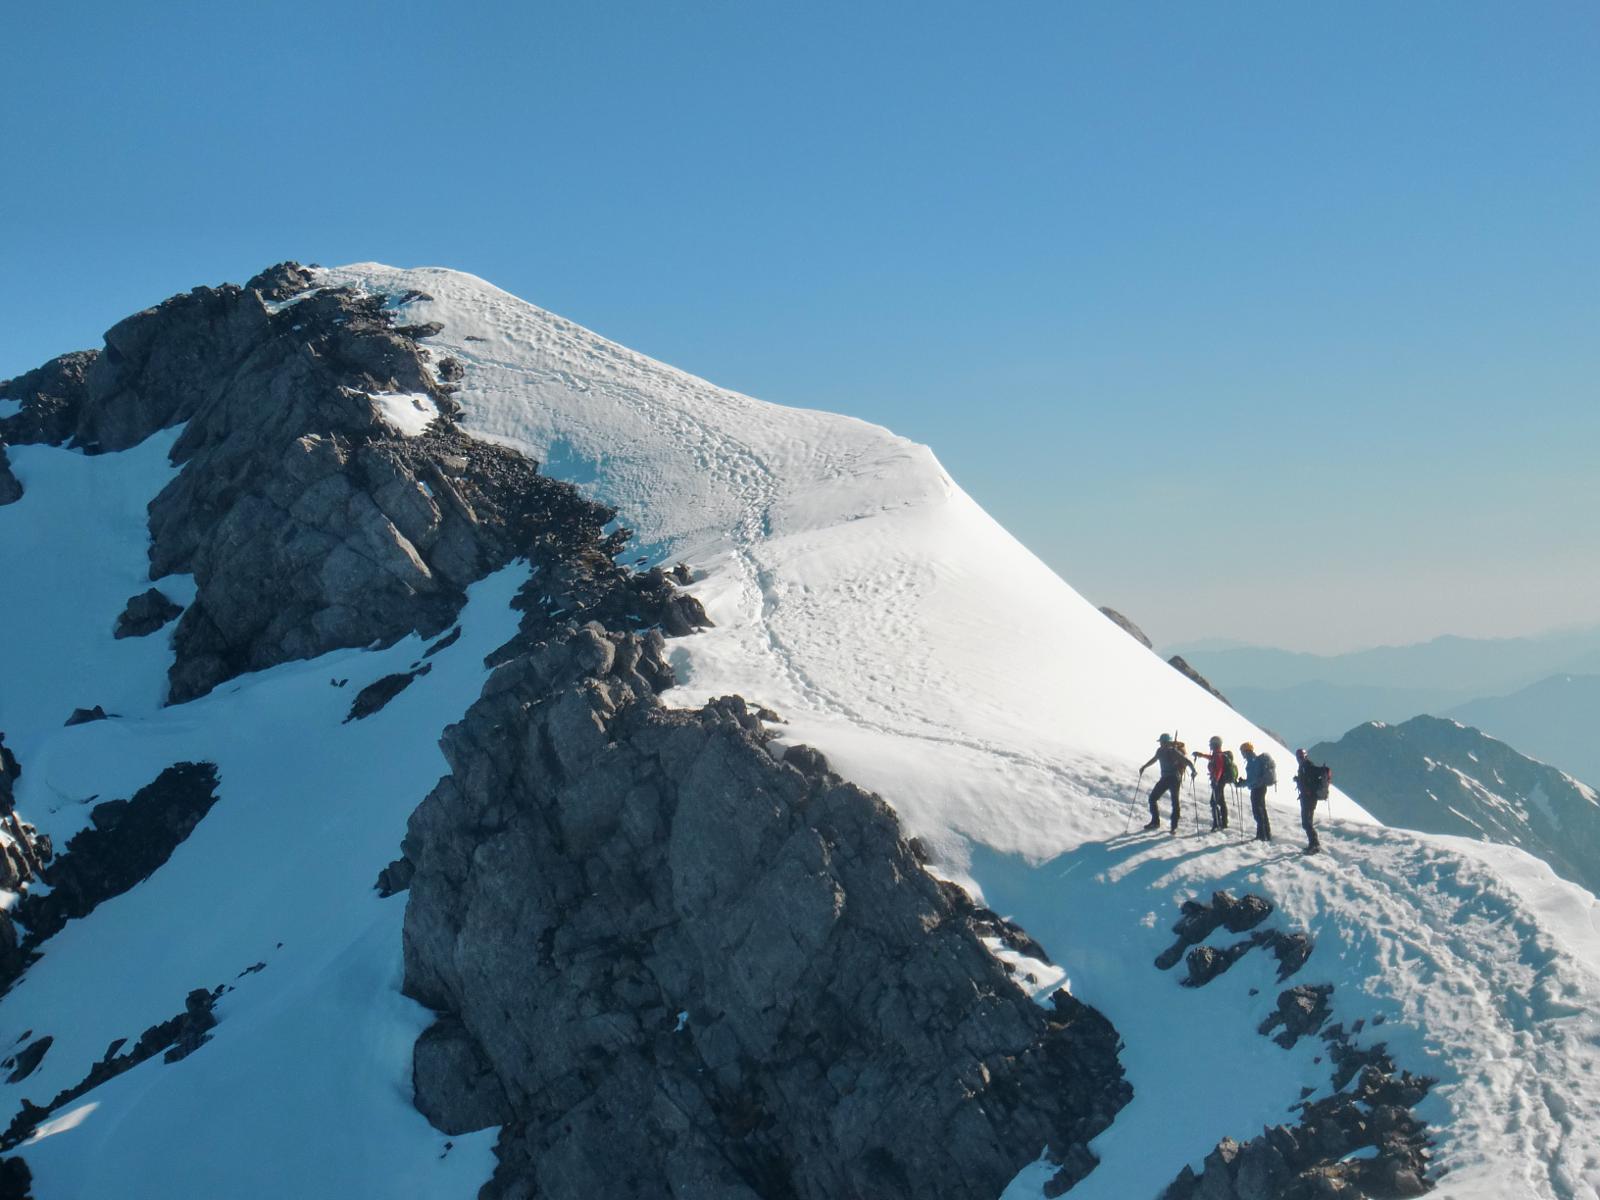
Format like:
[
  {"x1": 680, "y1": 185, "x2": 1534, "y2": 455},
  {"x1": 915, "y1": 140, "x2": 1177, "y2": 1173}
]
[{"x1": 0, "y1": 263, "x2": 1595, "y2": 1198}]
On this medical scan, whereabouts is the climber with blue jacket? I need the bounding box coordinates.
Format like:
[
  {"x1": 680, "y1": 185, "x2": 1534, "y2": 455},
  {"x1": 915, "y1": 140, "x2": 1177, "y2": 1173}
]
[{"x1": 1238, "y1": 742, "x2": 1277, "y2": 842}]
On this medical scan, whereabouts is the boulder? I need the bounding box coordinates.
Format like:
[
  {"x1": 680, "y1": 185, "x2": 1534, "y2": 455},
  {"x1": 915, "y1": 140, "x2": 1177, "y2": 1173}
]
[{"x1": 113, "y1": 589, "x2": 183, "y2": 639}]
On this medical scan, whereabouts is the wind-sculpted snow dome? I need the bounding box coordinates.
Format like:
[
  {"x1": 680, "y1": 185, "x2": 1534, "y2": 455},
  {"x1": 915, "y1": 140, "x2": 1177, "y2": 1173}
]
[{"x1": 0, "y1": 262, "x2": 1594, "y2": 1199}]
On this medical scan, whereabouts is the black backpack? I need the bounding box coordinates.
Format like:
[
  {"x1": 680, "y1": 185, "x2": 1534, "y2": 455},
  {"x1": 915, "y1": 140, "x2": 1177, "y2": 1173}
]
[{"x1": 1309, "y1": 763, "x2": 1332, "y2": 801}]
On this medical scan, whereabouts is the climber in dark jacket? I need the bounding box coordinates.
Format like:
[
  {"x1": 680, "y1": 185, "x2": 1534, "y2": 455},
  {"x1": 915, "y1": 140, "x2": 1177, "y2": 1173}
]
[
  {"x1": 1140, "y1": 733, "x2": 1196, "y2": 833},
  {"x1": 1294, "y1": 748, "x2": 1323, "y2": 854}
]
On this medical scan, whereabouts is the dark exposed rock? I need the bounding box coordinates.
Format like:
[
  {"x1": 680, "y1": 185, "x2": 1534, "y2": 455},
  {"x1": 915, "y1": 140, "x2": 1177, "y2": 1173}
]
[
  {"x1": 14, "y1": 764, "x2": 220, "y2": 958},
  {"x1": 113, "y1": 588, "x2": 184, "y2": 639},
  {"x1": 1168, "y1": 654, "x2": 1232, "y2": 706},
  {"x1": 399, "y1": 624, "x2": 1129, "y2": 1200},
  {"x1": 0, "y1": 350, "x2": 97, "y2": 447},
  {"x1": 1158, "y1": 893, "x2": 1435, "y2": 1200},
  {"x1": 245, "y1": 262, "x2": 316, "y2": 301},
  {"x1": 63, "y1": 705, "x2": 109, "y2": 727},
  {"x1": 413, "y1": 1016, "x2": 513, "y2": 1135},
  {"x1": 0, "y1": 445, "x2": 19, "y2": 506},
  {"x1": 3, "y1": 1037, "x2": 51, "y2": 1084},
  {"x1": 396, "y1": 322, "x2": 444, "y2": 340},
  {"x1": 964, "y1": 894, "x2": 1054, "y2": 965},
  {"x1": 1, "y1": 263, "x2": 710, "y2": 704},
  {"x1": 780, "y1": 742, "x2": 831, "y2": 778},
  {"x1": 375, "y1": 856, "x2": 415, "y2": 898},
  {"x1": 1099, "y1": 606, "x2": 1153, "y2": 649},
  {"x1": 345, "y1": 664, "x2": 431, "y2": 722},
  {"x1": 0, "y1": 987, "x2": 222, "y2": 1150},
  {"x1": 436, "y1": 357, "x2": 465, "y2": 383},
  {"x1": 423, "y1": 626, "x2": 462, "y2": 658},
  {"x1": 0, "y1": 1156, "x2": 31, "y2": 1200},
  {"x1": 1259, "y1": 984, "x2": 1334, "y2": 1049},
  {"x1": 1156, "y1": 890, "x2": 1275, "y2": 970},
  {"x1": 1261, "y1": 930, "x2": 1315, "y2": 980},
  {"x1": 1182, "y1": 942, "x2": 1253, "y2": 988}
]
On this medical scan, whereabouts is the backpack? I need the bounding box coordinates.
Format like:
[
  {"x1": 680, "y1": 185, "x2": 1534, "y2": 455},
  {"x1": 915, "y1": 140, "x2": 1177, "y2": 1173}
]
[
  {"x1": 1257, "y1": 752, "x2": 1277, "y2": 787},
  {"x1": 1222, "y1": 751, "x2": 1240, "y2": 784},
  {"x1": 1310, "y1": 763, "x2": 1333, "y2": 801}
]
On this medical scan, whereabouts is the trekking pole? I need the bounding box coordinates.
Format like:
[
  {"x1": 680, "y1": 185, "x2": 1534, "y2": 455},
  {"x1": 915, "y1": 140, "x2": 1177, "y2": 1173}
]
[{"x1": 1123, "y1": 771, "x2": 1145, "y2": 834}]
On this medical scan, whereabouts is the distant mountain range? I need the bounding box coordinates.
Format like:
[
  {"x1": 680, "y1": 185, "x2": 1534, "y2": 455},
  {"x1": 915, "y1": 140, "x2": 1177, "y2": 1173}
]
[
  {"x1": 1173, "y1": 630, "x2": 1600, "y2": 773},
  {"x1": 1311, "y1": 716, "x2": 1600, "y2": 897}
]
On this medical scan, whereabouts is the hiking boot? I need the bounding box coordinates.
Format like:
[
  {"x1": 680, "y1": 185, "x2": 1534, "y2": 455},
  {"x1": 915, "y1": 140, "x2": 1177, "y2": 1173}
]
[
  {"x1": 1304, "y1": 843, "x2": 1321, "y2": 855},
  {"x1": 1142, "y1": 819, "x2": 1161, "y2": 831}
]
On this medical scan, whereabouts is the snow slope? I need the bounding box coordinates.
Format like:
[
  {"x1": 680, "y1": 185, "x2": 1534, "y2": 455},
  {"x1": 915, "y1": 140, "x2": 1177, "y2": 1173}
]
[
  {"x1": 319, "y1": 263, "x2": 1597, "y2": 1199},
  {"x1": 0, "y1": 263, "x2": 1596, "y2": 1198}
]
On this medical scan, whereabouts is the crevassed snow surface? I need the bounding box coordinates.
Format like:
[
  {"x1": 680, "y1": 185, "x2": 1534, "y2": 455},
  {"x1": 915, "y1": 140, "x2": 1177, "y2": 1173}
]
[
  {"x1": 0, "y1": 263, "x2": 1595, "y2": 1199},
  {"x1": 322, "y1": 264, "x2": 1600, "y2": 1199}
]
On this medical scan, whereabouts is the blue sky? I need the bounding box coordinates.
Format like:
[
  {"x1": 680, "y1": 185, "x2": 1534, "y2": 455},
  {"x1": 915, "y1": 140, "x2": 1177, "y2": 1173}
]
[{"x1": 5, "y1": 2, "x2": 1596, "y2": 652}]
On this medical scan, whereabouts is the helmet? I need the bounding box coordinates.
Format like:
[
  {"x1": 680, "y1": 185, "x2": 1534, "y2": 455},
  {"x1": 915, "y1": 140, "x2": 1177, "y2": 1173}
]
[
  {"x1": 1240, "y1": 741, "x2": 1255, "y2": 756},
  {"x1": 1209, "y1": 736, "x2": 1222, "y2": 748},
  {"x1": 1158, "y1": 733, "x2": 1173, "y2": 745}
]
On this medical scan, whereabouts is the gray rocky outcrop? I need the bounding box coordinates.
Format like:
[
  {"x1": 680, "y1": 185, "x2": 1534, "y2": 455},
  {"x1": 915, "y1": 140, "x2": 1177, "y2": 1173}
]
[
  {"x1": 113, "y1": 588, "x2": 183, "y2": 639},
  {"x1": 397, "y1": 624, "x2": 1129, "y2": 1200},
  {"x1": 1099, "y1": 606, "x2": 1154, "y2": 649},
  {"x1": 0, "y1": 350, "x2": 97, "y2": 448},
  {"x1": 2, "y1": 262, "x2": 708, "y2": 703}
]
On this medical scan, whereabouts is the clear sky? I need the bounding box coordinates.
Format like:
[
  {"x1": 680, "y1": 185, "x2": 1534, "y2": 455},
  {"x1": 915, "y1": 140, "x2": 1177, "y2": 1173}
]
[{"x1": 5, "y1": 2, "x2": 1596, "y2": 653}]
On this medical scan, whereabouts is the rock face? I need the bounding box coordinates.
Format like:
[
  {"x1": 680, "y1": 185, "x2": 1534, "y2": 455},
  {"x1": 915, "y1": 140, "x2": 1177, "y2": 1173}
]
[
  {"x1": 398, "y1": 625, "x2": 1130, "y2": 1200},
  {"x1": 1, "y1": 262, "x2": 709, "y2": 704}
]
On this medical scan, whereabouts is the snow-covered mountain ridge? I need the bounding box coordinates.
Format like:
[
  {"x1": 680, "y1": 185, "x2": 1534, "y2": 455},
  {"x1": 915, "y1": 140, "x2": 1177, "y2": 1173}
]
[
  {"x1": 1312, "y1": 716, "x2": 1600, "y2": 897},
  {"x1": 0, "y1": 262, "x2": 1596, "y2": 1198}
]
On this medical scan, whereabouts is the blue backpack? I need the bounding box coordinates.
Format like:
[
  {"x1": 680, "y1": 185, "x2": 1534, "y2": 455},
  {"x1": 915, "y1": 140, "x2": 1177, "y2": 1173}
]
[{"x1": 1257, "y1": 752, "x2": 1277, "y2": 787}]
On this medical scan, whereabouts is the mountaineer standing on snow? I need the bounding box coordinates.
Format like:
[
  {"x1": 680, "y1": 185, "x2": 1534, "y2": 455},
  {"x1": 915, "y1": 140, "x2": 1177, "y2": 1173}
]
[
  {"x1": 1192, "y1": 735, "x2": 1233, "y2": 831},
  {"x1": 1140, "y1": 733, "x2": 1196, "y2": 833},
  {"x1": 1239, "y1": 741, "x2": 1276, "y2": 841},
  {"x1": 1294, "y1": 747, "x2": 1329, "y2": 854}
]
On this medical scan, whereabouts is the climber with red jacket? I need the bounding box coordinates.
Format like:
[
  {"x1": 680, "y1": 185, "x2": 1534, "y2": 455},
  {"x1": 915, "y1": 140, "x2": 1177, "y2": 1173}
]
[{"x1": 1191, "y1": 736, "x2": 1232, "y2": 831}]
